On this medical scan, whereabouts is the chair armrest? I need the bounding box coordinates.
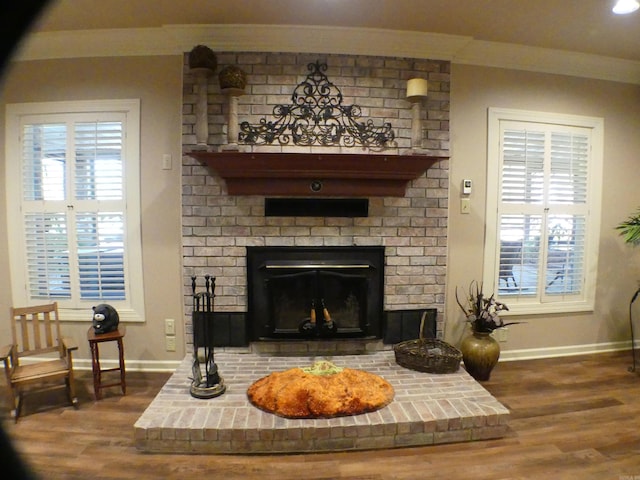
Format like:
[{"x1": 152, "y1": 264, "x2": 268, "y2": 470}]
[
  {"x1": 61, "y1": 337, "x2": 79, "y2": 352},
  {"x1": 0, "y1": 344, "x2": 14, "y2": 360}
]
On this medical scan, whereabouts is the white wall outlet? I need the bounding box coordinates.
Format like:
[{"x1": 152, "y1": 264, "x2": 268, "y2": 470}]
[
  {"x1": 165, "y1": 335, "x2": 176, "y2": 351},
  {"x1": 497, "y1": 327, "x2": 508, "y2": 342},
  {"x1": 165, "y1": 318, "x2": 175, "y2": 335}
]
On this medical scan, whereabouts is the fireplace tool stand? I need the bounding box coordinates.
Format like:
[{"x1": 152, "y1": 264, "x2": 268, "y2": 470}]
[{"x1": 190, "y1": 275, "x2": 225, "y2": 399}]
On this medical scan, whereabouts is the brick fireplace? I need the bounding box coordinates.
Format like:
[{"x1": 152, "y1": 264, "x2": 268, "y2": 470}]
[
  {"x1": 181, "y1": 52, "x2": 451, "y2": 348},
  {"x1": 135, "y1": 52, "x2": 512, "y2": 454}
]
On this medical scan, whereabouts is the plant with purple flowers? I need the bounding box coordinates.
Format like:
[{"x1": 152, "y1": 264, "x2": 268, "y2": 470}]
[{"x1": 455, "y1": 281, "x2": 521, "y2": 333}]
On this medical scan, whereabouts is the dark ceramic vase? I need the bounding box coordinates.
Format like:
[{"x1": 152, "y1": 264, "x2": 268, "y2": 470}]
[{"x1": 460, "y1": 331, "x2": 500, "y2": 381}]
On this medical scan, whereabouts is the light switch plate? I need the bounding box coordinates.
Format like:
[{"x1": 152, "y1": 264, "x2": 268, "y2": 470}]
[
  {"x1": 165, "y1": 319, "x2": 175, "y2": 335},
  {"x1": 162, "y1": 154, "x2": 172, "y2": 170}
]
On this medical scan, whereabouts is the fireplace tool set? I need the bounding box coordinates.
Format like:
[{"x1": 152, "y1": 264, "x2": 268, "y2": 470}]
[
  {"x1": 190, "y1": 275, "x2": 225, "y2": 399},
  {"x1": 298, "y1": 299, "x2": 338, "y2": 336}
]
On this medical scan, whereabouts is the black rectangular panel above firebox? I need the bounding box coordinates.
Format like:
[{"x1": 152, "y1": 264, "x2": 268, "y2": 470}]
[
  {"x1": 265, "y1": 198, "x2": 369, "y2": 217},
  {"x1": 247, "y1": 246, "x2": 384, "y2": 341}
]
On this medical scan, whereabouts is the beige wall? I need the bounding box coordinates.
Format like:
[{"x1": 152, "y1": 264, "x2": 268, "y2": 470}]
[
  {"x1": 0, "y1": 56, "x2": 186, "y2": 368},
  {"x1": 1, "y1": 55, "x2": 639, "y2": 368},
  {"x1": 446, "y1": 64, "x2": 640, "y2": 357}
]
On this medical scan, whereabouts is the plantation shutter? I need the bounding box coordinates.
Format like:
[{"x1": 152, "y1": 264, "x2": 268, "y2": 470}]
[
  {"x1": 497, "y1": 123, "x2": 590, "y2": 302},
  {"x1": 74, "y1": 121, "x2": 126, "y2": 300},
  {"x1": 21, "y1": 117, "x2": 127, "y2": 305},
  {"x1": 22, "y1": 123, "x2": 70, "y2": 299}
]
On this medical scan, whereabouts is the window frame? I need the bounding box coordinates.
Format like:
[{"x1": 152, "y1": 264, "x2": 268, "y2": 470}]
[
  {"x1": 484, "y1": 108, "x2": 603, "y2": 316},
  {"x1": 5, "y1": 99, "x2": 145, "y2": 322}
]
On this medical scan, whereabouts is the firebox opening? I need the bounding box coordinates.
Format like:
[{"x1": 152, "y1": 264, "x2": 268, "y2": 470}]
[
  {"x1": 266, "y1": 266, "x2": 369, "y2": 338},
  {"x1": 247, "y1": 246, "x2": 384, "y2": 341}
]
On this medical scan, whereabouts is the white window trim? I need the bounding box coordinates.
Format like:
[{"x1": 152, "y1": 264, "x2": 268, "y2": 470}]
[
  {"x1": 484, "y1": 107, "x2": 603, "y2": 316},
  {"x1": 5, "y1": 99, "x2": 145, "y2": 322}
]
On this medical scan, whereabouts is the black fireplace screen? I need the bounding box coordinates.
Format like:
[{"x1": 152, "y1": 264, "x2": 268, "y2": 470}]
[
  {"x1": 247, "y1": 246, "x2": 384, "y2": 340},
  {"x1": 267, "y1": 268, "x2": 368, "y2": 336}
]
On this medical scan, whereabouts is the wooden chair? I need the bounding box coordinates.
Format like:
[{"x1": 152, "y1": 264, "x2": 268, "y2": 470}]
[{"x1": 0, "y1": 302, "x2": 78, "y2": 420}]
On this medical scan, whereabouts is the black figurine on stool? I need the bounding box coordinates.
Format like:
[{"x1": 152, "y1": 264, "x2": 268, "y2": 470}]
[
  {"x1": 92, "y1": 304, "x2": 119, "y2": 334},
  {"x1": 190, "y1": 275, "x2": 225, "y2": 399}
]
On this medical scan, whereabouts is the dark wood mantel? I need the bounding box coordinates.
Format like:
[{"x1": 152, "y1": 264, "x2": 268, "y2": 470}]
[{"x1": 189, "y1": 151, "x2": 446, "y2": 197}]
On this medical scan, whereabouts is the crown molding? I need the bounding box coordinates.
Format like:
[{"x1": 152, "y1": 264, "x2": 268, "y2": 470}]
[
  {"x1": 13, "y1": 24, "x2": 640, "y2": 85},
  {"x1": 163, "y1": 24, "x2": 474, "y2": 60},
  {"x1": 14, "y1": 27, "x2": 178, "y2": 59},
  {"x1": 454, "y1": 40, "x2": 640, "y2": 85}
]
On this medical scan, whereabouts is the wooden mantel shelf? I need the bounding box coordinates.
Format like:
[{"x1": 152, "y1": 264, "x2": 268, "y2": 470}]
[{"x1": 189, "y1": 151, "x2": 446, "y2": 197}]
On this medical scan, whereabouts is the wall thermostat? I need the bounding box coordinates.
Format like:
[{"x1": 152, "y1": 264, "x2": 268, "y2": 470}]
[{"x1": 462, "y1": 179, "x2": 472, "y2": 195}]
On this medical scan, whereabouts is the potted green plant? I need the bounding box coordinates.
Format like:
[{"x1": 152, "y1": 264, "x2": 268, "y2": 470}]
[
  {"x1": 616, "y1": 208, "x2": 640, "y2": 372},
  {"x1": 617, "y1": 208, "x2": 640, "y2": 245},
  {"x1": 455, "y1": 281, "x2": 521, "y2": 381}
]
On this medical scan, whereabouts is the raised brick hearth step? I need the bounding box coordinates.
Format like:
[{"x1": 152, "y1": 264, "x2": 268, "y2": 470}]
[{"x1": 134, "y1": 350, "x2": 509, "y2": 454}]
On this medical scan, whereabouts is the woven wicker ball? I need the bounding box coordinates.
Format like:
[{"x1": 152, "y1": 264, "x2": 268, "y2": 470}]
[
  {"x1": 218, "y1": 65, "x2": 247, "y2": 90},
  {"x1": 188, "y1": 45, "x2": 217, "y2": 71}
]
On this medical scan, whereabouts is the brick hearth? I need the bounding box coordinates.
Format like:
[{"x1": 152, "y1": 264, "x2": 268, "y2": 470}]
[{"x1": 134, "y1": 349, "x2": 509, "y2": 454}]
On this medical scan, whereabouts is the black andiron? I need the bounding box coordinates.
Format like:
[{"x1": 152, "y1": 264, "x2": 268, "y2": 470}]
[
  {"x1": 190, "y1": 275, "x2": 225, "y2": 399},
  {"x1": 298, "y1": 298, "x2": 339, "y2": 337}
]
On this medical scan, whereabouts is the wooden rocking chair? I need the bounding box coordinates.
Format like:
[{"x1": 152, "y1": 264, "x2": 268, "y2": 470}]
[{"x1": 0, "y1": 302, "x2": 78, "y2": 420}]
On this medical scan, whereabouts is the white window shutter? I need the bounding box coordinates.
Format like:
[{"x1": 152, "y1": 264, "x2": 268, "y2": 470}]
[
  {"x1": 486, "y1": 108, "x2": 603, "y2": 315},
  {"x1": 7, "y1": 100, "x2": 144, "y2": 321},
  {"x1": 76, "y1": 212, "x2": 126, "y2": 300},
  {"x1": 74, "y1": 121, "x2": 124, "y2": 201},
  {"x1": 24, "y1": 212, "x2": 71, "y2": 299}
]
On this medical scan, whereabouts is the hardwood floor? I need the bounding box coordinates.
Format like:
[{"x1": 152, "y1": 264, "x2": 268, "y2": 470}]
[{"x1": 2, "y1": 350, "x2": 640, "y2": 479}]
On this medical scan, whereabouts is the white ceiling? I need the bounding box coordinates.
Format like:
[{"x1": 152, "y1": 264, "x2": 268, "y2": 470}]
[{"x1": 31, "y1": 0, "x2": 640, "y2": 62}]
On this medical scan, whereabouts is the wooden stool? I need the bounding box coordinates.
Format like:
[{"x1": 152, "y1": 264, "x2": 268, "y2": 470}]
[{"x1": 87, "y1": 325, "x2": 126, "y2": 400}]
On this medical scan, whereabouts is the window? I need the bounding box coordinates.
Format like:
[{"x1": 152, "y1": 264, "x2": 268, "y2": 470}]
[
  {"x1": 484, "y1": 108, "x2": 603, "y2": 315},
  {"x1": 6, "y1": 100, "x2": 144, "y2": 322}
]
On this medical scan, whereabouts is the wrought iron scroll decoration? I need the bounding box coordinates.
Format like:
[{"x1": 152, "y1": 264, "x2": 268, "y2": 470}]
[{"x1": 239, "y1": 61, "x2": 395, "y2": 149}]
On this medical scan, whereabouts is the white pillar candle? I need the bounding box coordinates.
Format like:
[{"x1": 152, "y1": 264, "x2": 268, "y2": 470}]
[{"x1": 406, "y1": 78, "x2": 428, "y2": 99}]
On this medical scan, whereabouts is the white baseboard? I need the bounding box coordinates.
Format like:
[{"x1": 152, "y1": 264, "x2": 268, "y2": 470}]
[
  {"x1": 72, "y1": 358, "x2": 182, "y2": 372},
  {"x1": 499, "y1": 340, "x2": 632, "y2": 362},
  {"x1": 20, "y1": 342, "x2": 633, "y2": 373},
  {"x1": 17, "y1": 356, "x2": 181, "y2": 372}
]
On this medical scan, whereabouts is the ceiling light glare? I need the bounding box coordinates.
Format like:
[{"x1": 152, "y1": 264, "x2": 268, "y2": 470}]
[{"x1": 612, "y1": 0, "x2": 640, "y2": 14}]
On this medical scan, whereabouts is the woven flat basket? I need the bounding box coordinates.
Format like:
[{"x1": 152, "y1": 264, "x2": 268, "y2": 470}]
[{"x1": 393, "y1": 311, "x2": 462, "y2": 374}]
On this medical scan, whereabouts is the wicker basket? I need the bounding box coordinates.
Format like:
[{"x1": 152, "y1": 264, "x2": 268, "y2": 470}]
[{"x1": 393, "y1": 311, "x2": 462, "y2": 374}]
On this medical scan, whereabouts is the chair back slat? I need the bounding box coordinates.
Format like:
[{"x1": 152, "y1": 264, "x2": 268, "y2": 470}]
[
  {"x1": 33, "y1": 311, "x2": 43, "y2": 349},
  {"x1": 43, "y1": 309, "x2": 54, "y2": 347},
  {"x1": 18, "y1": 314, "x2": 31, "y2": 351},
  {"x1": 10, "y1": 302, "x2": 60, "y2": 356}
]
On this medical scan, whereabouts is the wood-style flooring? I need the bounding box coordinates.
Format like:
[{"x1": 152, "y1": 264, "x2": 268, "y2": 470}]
[{"x1": 2, "y1": 350, "x2": 640, "y2": 479}]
